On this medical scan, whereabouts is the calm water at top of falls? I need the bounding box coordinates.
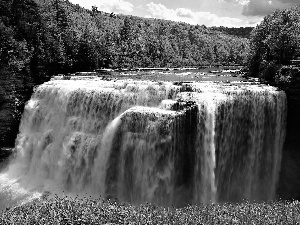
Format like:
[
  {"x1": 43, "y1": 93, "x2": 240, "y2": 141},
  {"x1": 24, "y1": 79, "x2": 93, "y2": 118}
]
[{"x1": 0, "y1": 78, "x2": 287, "y2": 209}]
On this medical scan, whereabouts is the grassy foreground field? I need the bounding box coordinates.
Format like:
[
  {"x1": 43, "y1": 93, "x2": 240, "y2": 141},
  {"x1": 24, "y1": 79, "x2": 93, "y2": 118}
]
[{"x1": 0, "y1": 194, "x2": 299, "y2": 224}]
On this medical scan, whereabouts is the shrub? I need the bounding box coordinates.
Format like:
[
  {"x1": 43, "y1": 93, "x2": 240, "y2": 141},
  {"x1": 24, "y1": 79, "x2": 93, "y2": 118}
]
[
  {"x1": 275, "y1": 65, "x2": 300, "y2": 86},
  {"x1": 259, "y1": 60, "x2": 281, "y2": 83}
]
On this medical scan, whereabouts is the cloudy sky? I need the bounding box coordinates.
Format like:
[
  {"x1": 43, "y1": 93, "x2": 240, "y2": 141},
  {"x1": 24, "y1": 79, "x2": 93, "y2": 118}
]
[{"x1": 69, "y1": 0, "x2": 299, "y2": 27}]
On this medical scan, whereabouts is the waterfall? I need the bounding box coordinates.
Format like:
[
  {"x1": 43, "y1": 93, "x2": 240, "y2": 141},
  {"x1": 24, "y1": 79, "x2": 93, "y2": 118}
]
[{"x1": 0, "y1": 79, "x2": 286, "y2": 207}]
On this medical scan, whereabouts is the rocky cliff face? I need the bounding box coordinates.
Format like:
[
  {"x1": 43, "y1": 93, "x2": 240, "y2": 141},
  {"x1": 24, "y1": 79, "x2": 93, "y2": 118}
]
[
  {"x1": 0, "y1": 73, "x2": 18, "y2": 147},
  {"x1": 0, "y1": 71, "x2": 35, "y2": 148},
  {"x1": 278, "y1": 84, "x2": 300, "y2": 200}
]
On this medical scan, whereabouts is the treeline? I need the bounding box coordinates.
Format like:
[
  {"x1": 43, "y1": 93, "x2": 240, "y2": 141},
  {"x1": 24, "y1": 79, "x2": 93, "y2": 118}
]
[
  {"x1": 211, "y1": 27, "x2": 253, "y2": 39},
  {"x1": 1, "y1": 0, "x2": 250, "y2": 77},
  {"x1": 247, "y1": 5, "x2": 300, "y2": 84}
]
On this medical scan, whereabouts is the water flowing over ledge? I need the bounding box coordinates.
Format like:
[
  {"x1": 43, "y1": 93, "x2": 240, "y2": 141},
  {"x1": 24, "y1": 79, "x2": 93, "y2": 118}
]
[{"x1": 1, "y1": 79, "x2": 287, "y2": 208}]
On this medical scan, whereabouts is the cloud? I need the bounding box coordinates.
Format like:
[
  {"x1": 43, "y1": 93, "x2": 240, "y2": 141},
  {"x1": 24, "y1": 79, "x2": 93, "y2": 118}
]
[
  {"x1": 247, "y1": 20, "x2": 259, "y2": 25},
  {"x1": 277, "y1": 0, "x2": 299, "y2": 3},
  {"x1": 146, "y1": 2, "x2": 244, "y2": 27},
  {"x1": 242, "y1": 0, "x2": 298, "y2": 16},
  {"x1": 242, "y1": 0, "x2": 276, "y2": 16},
  {"x1": 176, "y1": 8, "x2": 194, "y2": 18},
  {"x1": 220, "y1": 0, "x2": 250, "y2": 6},
  {"x1": 246, "y1": 19, "x2": 263, "y2": 26},
  {"x1": 69, "y1": 0, "x2": 133, "y2": 14}
]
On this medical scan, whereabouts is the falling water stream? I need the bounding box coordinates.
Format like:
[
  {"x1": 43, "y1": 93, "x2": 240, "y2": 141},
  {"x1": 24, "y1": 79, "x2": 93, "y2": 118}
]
[{"x1": 0, "y1": 78, "x2": 286, "y2": 209}]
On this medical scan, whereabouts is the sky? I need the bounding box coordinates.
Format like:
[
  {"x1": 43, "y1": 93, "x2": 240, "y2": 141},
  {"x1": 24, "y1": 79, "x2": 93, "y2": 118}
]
[{"x1": 68, "y1": 0, "x2": 299, "y2": 27}]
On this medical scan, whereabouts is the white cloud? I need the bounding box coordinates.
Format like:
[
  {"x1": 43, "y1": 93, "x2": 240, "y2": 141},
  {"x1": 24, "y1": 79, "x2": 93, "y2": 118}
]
[
  {"x1": 221, "y1": 0, "x2": 298, "y2": 17},
  {"x1": 277, "y1": 0, "x2": 299, "y2": 4},
  {"x1": 246, "y1": 19, "x2": 262, "y2": 26},
  {"x1": 220, "y1": 0, "x2": 250, "y2": 6},
  {"x1": 176, "y1": 8, "x2": 195, "y2": 18},
  {"x1": 69, "y1": 0, "x2": 134, "y2": 14},
  {"x1": 146, "y1": 2, "x2": 244, "y2": 27},
  {"x1": 242, "y1": 0, "x2": 298, "y2": 16}
]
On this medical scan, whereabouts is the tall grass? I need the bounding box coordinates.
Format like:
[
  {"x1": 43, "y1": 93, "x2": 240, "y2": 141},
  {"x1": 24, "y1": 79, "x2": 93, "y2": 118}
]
[{"x1": 0, "y1": 194, "x2": 299, "y2": 224}]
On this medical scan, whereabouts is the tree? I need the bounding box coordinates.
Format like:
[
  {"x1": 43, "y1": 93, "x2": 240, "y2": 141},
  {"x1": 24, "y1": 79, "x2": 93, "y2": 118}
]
[
  {"x1": 248, "y1": 6, "x2": 300, "y2": 80},
  {"x1": 92, "y1": 6, "x2": 98, "y2": 16}
]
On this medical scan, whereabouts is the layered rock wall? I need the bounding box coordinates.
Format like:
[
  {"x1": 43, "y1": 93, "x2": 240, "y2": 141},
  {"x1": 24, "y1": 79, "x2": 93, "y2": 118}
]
[
  {"x1": 278, "y1": 85, "x2": 300, "y2": 200},
  {"x1": 0, "y1": 71, "x2": 36, "y2": 148}
]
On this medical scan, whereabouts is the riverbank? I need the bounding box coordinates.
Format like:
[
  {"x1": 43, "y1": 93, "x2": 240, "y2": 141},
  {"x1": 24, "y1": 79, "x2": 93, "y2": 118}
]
[{"x1": 0, "y1": 194, "x2": 299, "y2": 224}]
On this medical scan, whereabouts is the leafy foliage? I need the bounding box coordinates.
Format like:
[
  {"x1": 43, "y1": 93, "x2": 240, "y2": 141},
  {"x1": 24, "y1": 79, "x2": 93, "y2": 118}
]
[
  {"x1": 247, "y1": 5, "x2": 300, "y2": 81},
  {"x1": 0, "y1": 0, "x2": 45, "y2": 146},
  {"x1": 275, "y1": 65, "x2": 300, "y2": 86},
  {"x1": 211, "y1": 26, "x2": 253, "y2": 39},
  {"x1": 0, "y1": 0, "x2": 251, "y2": 76},
  {"x1": 37, "y1": 0, "x2": 250, "y2": 71}
]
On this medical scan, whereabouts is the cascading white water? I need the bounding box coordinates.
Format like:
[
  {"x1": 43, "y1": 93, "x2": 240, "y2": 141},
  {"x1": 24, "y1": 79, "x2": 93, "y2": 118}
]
[
  {"x1": 177, "y1": 92, "x2": 229, "y2": 203},
  {"x1": 0, "y1": 79, "x2": 287, "y2": 208}
]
